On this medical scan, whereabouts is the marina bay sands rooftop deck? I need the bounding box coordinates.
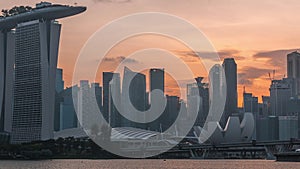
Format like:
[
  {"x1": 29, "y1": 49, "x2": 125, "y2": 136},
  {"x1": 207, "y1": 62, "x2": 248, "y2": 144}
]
[{"x1": 0, "y1": 2, "x2": 86, "y2": 30}]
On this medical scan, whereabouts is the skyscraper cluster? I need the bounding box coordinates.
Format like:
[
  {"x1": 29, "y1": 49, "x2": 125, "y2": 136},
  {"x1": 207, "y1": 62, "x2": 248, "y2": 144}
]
[
  {"x1": 249, "y1": 51, "x2": 300, "y2": 141},
  {"x1": 55, "y1": 67, "x2": 183, "y2": 134},
  {"x1": 0, "y1": 2, "x2": 299, "y2": 145}
]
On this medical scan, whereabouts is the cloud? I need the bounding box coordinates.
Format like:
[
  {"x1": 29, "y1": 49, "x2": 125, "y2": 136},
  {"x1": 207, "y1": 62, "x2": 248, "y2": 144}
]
[
  {"x1": 253, "y1": 49, "x2": 298, "y2": 71},
  {"x1": 103, "y1": 56, "x2": 138, "y2": 63},
  {"x1": 176, "y1": 49, "x2": 245, "y2": 62},
  {"x1": 238, "y1": 66, "x2": 273, "y2": 86},
  {"x1": 93, "y1": 0, "x2": 131, "y2": 3}
]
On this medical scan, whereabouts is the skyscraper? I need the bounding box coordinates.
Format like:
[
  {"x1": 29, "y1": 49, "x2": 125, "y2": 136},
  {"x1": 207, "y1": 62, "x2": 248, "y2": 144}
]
[
  {"x1": 78, "y1": 80, "x2": 90, "y2": 130},
  {"x1": 59, "y1": 86, "x2": 79, "y2": 130},
  {"x1": 109, "y1": 74, "x2": 121, "y2": 127},
  {"x1": 4, "y1": 2, "x2": 86, "y2": 143},
  {"x1": 150, "y1": 68, "x2": 165, "y2": 93},
  {"x1": 187, "y1": 82, "x2": 202, "y2": 126},
  {"x1": 56, "y1": 68, "x2": 64, "y2": 93},
  {"x1": 262, "y1": 96, "x2": 271, "y2": 117},
  {"x1": 269, "y1": 78, "x2": 293, "y2": 116},
  {"x1": 149, "y1": 68, "x2": 165, "y2": 131},
  {"x1": 122, "y1": 67, "x2": 147, "y2": 129},
  {"x1": 54, "y1": 68, "x2": 65, "y2": 131},
  {"x1": 162, "y1": 95, "x2": 180, "y2": 132},
  {"x1": 222, "y1": 58, "x2": 238, "y2": 127},
  {"x1": 243, "y1": 92, "x2": 258, "y2": 139},
  {"x1": 208, "y1": 64, "x2": 226, "y2": 126},
  {"x1": 103, "y1": 72, "x2": 118, "y2": 123},
  {"x1": 91, "y1": 82, "x2": 102, "y2": 112},
  {"x1": 243, "y1": 92, "x2": 258, "y2": 114},
  {"x1": 195, "y1": 77, "x2": 209, "y2": 126},
  {"x1": 287, "y1": 51, "x2": 300, "y2": 96}
]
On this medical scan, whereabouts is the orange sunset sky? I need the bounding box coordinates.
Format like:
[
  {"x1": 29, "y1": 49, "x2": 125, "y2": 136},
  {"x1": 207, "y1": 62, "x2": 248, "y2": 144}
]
[{"x1": 1, "y1": 0, "x2": 300, "y2": 107}]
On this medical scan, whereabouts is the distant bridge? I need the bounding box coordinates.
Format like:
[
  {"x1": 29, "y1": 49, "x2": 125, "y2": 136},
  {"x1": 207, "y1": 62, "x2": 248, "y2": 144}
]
[{"x1": 164, "y1": 140, "x2": 300, "y2": 159}]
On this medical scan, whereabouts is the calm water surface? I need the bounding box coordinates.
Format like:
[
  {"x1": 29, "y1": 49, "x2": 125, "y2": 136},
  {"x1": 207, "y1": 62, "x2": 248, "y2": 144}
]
[{"x1": 0, "y1": 160, "x2": 299, "y2": 169}]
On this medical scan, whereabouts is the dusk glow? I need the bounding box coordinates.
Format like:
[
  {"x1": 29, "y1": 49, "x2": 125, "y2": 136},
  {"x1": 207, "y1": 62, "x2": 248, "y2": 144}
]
[{"x1": 2, "y1": 0, "x2": 298, "y2": 106}]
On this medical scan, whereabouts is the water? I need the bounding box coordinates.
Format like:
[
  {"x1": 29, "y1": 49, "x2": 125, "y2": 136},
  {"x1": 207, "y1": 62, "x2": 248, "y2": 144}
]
[{"x1": 0, "y1": 160, "x2": 299, "y2": 169}]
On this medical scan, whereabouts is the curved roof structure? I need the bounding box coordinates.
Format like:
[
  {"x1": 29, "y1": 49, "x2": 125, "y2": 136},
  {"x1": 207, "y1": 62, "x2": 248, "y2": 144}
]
[
  {"x1": 111, "y1": 127, "x2": 160, "y2": 141},
  {"x1": 0, "y1": 3, "x2": 86, "y2": 30},
  {"x1": 54, "y1": 127, "x2": 163, "y2": 141}
]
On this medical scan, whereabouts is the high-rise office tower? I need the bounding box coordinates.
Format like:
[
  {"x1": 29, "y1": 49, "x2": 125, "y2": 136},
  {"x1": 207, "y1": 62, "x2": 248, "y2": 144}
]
[
  {"x1": 243, "y1": 92, "x2": 258, "y2": 114},
  {"x1": 149, "y1": 68, "x2": 165, "y2": 131},
  {"x1": 195, "y1": 77, "x2": 209, "y2": 126},
  {"x1": 59, "y1": 86, "x2": 79, "y2": 130},
  {"x1": 269, "y1": 78, "x2": 293, "y2": 116},
  {"x1": 91, "y1": 83, "x2": 102, "y2": 112},
  {"x1": 287, "y1": 51, "x2": 300, "y2": 96},
  {"x1": 122, "y1": 67, "x2": 147, "y2": 129},
  {"x1": 262, "y1": 96, "x2": 271, "y2": 117},
  {"x1": 150, "y1": 68, "x2": 165, "y2": 93},
  {"x1": 162, "y1": 95, "x2": 180, "y2": 132},
  {"x1": 242, "y1": 91, "x2": 258, "y2": 140},
  {"x1": 109, "y1": 74, "x2": 121, "y2": 127},
  {"x1": 56, "y1": 68, "x2": 64, "y2": 93},
  {"x1": 103, "y1": 72, "x2": 118, "y2": 123},
  {"x1": 5, "y1": 2, "x2": 86, "y2": 143},
  {"x1": 187, "y1": 83, "x2": 202, "y2": 126},
  {"x1": 222, "y1": 58, "x2": 238, "y2": 126},
  {"x1": 54, "y1": 68, "x2": 65, "y2": 131},
  {"x1": 208, "y1": 64, "x2": 226, "y2": 126},
  {"x1": 78, "y1": 80, "x2": 89, "y2": 123},
  {"x1": 77, "y1": 80, "x2": 104, "y2": 131}
]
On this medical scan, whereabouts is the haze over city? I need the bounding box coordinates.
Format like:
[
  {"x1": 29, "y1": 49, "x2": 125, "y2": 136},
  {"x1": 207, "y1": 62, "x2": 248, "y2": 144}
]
[
  {"x1": 1, "y1": 1, "x2": 300, "y2": 167},
  {"x1": 2, "y1": 0, "x2": 299, "y2": 106}
]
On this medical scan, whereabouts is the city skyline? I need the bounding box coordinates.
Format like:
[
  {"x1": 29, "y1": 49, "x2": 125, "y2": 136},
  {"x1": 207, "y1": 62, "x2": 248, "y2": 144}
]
[
  {"x1": 2, "y1": 0, "x2": 300, "y2": 106},
  {"x1": 1, "y1": 1, "x2": 300, "y2": 163}
]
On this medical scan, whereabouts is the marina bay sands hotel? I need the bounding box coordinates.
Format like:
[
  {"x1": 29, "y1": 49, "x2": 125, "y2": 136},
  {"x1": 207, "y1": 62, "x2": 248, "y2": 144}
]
[{"x1": 0, "y1": 2, "x2": 86, "y2": 143}]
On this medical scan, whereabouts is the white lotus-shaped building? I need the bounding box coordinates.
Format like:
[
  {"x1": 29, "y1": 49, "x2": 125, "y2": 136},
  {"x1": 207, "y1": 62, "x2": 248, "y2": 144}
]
[{"x1": 196, "y1": 113, "x2": 255, "y2": 144}]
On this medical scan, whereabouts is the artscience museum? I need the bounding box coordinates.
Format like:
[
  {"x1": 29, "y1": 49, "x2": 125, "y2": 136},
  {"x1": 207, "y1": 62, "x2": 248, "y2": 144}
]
[{"x1": 194, "y1": 113, "x2": 255, "y2": 144}]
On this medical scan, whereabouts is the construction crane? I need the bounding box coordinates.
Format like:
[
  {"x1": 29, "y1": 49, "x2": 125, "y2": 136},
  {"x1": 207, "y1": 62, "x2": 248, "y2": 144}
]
[{"x1": 268, "y1": 70, "x2": 276, "y2": 81}]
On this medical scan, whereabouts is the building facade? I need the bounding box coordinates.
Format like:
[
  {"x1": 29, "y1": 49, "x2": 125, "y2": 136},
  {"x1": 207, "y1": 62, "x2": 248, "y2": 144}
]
[
  {"x1": 256, "y1": 116, "x2": 279, "y2": 141},
  {"x1": 243, "y1": 92, "x2": 258, "y2": 114},
  {"x1": 109, "y1": 74, "x2": 121, "y2": 127},
  {"x1": 122, "y1": 67, "x2": 147, "y2": 129},
  {"x1": 278, "y1": 116, "x2": 298, "y2": 140},
  {"x1": 287, "y1": 51, "x2": 300, "y2": 96},
  {"x1": 222, "y1": 58, "x2": 238, "y2": 127},
  {"x1": 209, "y1": 64, "x2": 227, "y2": 126},
  {"x1": 0, "y1": 30, "x2": 15, "y2": 133},
  {"x1": 0, "y1": 2, "x2": 85, "y2": 144},
  {"x1": 149, "y1": 68, "x2": 165, "y2": 131},
  {"x1": 269, "y1": 78, "x2": 293, "y2": 116},
  {"x1": 195, "y1": 77, "x2": 209, "y2": 127},
  {"x1": 59, "y1": 86, "x2": 78, "y2": 130},
  {"x1": 11, "y1": 20, "x2": 61, "y2": 143}
]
